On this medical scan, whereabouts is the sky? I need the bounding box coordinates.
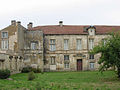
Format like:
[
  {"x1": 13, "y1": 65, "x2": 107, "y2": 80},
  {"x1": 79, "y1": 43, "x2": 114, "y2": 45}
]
[{"x1": 0, "y1": 0, "x2": 120, "y2": 29}]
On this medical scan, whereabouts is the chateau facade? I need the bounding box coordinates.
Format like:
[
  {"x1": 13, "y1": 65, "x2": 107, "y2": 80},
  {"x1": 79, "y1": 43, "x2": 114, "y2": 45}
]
[{"x1": 0, "y1": 20, "x2": 120, "y2": 72}]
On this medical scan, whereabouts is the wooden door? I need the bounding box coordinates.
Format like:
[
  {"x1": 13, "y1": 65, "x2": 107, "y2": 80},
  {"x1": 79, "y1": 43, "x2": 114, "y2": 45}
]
[{"x1": 77, "y1": 59, "x2": 82, "y2": 71}]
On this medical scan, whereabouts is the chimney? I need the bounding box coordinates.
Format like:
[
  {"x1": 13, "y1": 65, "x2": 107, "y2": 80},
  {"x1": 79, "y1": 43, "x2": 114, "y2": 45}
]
[
  {"x1": 59, "y1": 21, "x2": 63, "y2": 27},
  {"x1": 11, "y1": 20, "x2": 16, "y2": 26},
  {"x1": 17, "y1": 21, "x2": 21, "y2": 26},
  {"x1": 27, "y1": 22, "x2": 33, "y2": 29}
]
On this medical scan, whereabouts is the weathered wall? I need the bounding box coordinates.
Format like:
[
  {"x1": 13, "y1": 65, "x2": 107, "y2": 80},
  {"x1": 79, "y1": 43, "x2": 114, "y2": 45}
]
[
  {"x1": 0, "y1": 23, "x2": 25, "y2": 73},
  {"x1": 44, "y1": 34, "x2": 109, "y2": 71},
  {"x1": 24, "y1": 30, "x2": 44, "y2": 70}
]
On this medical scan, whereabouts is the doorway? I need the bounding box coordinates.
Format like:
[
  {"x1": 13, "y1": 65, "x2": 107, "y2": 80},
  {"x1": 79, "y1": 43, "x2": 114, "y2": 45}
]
[{"x1": 77, "y1": 59, "x2": 82, "y2": 71}]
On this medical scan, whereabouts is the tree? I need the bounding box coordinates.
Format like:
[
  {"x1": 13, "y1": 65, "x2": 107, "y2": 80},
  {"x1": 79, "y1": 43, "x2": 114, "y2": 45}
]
[{"x1": 89, "y1": 32, "x2": 120, "y2": 78}]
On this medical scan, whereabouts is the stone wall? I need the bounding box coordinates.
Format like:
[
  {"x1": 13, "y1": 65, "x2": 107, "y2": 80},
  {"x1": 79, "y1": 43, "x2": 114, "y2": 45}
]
[
  {"x1": 44, "y1": 34, "x2": 109, "y2": 71},
  {"x1": 24, "y1": 30, "x2": 44, "y2": 70}
]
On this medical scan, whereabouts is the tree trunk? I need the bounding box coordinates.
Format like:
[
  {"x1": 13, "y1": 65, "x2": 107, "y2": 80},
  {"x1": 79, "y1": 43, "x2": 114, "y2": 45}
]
[{"x1": 117, "y1": 67, "x2": 120, "y2": 78}]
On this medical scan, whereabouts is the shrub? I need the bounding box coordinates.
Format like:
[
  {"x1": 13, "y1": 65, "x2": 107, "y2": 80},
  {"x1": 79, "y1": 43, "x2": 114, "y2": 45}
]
[
  {"x1": 21, "y1": 67, "x2": 32, "y2": 73},
  {"x1": 28, "y1": 71, "x2": 35, "y2": 81},
  {"x1": 36, "y1": 68, "x2": 41, "y2": 73},
  {"x1": 21, "y1": 66, "x2": 42, "y2": 73},
  {"x1": 0, "y1": 69, "x2": 10, "y2": 79}
]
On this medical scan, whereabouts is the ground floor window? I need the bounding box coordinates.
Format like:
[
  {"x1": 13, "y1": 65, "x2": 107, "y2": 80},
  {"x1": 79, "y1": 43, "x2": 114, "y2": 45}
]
[
  {"x1": 64, "y1": 63, "x2": 69, "y2": 68},
  {"x1": 90, "y1": 62, "x2": 94, "y2": 69}
]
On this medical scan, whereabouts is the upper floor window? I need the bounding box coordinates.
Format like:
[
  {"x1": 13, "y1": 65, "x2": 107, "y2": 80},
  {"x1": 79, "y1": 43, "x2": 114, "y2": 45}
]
[
  {"x1": 50, "y1": 39, "x2": 56, "y2": 51},
  {"x1": 76, "y1": 39, "x2": 82, "y2": 50},
  {"x1": 1, "y1": 40, "x2": 8, "y2": 50},
  {"x1": 50, "y1": 57, "x2": 55, "y2": 65},
  {"x1": 89, "y1": 39, "x2": 94, "y2": 49},
  {"x1": 89, "y1": 54, "x2": 94, "y2": 59},
  {"x1": 31, "y1": 41, "x2": 38, "y2": 50},
  {"x1": 1, "y1": 32, "x2": 8, "y2": 38},
  {"x1": 64, "y1": 55, "x2": 69, "y2": 61},
  {"x1": 64, "y1": 39, "x2": 69, "y2": 50}
]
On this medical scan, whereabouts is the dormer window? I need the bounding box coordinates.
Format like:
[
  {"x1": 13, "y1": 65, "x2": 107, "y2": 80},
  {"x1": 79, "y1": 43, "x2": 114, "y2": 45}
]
[
  {"x1": 87, "y1": 26, "x2": 96, "y2": 35},
  {"x1": 1, "y1": 32, "x2": 8, "y2": 38}
]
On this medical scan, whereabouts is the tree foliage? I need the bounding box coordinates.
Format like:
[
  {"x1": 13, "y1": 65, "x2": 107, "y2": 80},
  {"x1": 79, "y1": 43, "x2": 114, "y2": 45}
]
[{"x1": 89, "y1": 32, "x2": 120, "y2": 78}]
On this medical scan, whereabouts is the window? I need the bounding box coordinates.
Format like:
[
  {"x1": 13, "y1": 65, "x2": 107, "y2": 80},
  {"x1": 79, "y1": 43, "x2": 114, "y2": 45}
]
[
  {"x1": 89, "y1": 39, "x2": 94, "y2": 49},
  {"x1": 64, "y1": 63, "x2": 69, "y2": 68},
  {"x1": 50, "y1": 57, "x2": 55, "y2": 65},
  {"x1": 31, "y1": 41, "x2": 38, "y2": 50},
  {"x1": 1, "y1": 32, "x2": 8, "y2": 38},
  {"x1": 64, "y1": 55, "x2": 69, "y2": 61},
  {"x1": 50, "y1": 39, "x2": 56, "y2": 51},
  {"x1": 90, "y1": 62, "x2": 94, "y2": 69},
  {"x1": 88, "y1": 29, "x2": 95, "y2": 35},
  {"x1": 76, "y1": 39, "x2": 82, "y2": 50},
  {"x1": 1, "y1": 40, "x2": 8, "y2": 50},
  {"x1": 64, "y1": 39, "x2": 69, "y2": 50},
  {"x1": 102, "y1": 39, "x2": 106, "y2": 45},
  {"x1": 89, "y1": 54, "x2": 94, "y2": 59}
]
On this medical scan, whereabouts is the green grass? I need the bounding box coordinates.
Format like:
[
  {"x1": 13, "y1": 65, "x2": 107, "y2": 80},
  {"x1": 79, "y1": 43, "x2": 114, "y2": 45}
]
[{"x1": 0, "y1": 71, "x2": 120, "y2": 90}]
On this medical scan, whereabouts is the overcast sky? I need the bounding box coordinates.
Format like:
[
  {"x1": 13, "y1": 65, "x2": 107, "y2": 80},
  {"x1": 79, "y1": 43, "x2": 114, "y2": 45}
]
[{"x1": 0, "y1": 0, "x2": 120, "y2": 29}]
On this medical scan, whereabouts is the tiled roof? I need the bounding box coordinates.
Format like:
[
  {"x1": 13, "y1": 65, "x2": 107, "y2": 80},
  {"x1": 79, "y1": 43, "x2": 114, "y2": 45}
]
[{"x1": 29, "y1": 25, "x2": 120, "y2": 35}]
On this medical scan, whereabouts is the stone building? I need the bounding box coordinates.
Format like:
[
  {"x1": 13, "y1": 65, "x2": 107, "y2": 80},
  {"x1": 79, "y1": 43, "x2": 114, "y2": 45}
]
[{"x1": 0, "y1": 20, "x2": 120, "y2": 72}]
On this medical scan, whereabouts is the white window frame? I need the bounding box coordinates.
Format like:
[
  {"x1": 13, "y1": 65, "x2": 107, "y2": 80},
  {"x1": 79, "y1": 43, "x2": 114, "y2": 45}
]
[
  {"x1": 50, "y1": 39, "x2": 56, "y2": 51},
  {"x1": 1, "y1": 32, "x2": 8, "y2": 38},
  {"x1": 64, "y1": 55, "x2": 69, "y2": 61},
  {"x1": 90, "y1": 62, "x2": 94, "y2": 69},
  {"x1": 64, "y1": 39, "x2": 69, "y2": 50},
  {"x1": 89, "y1": 39, "x2": 94, "y2": 50},
  {"x1": 64, "y1": 63, "x2": 69, "y2": 68},
  {"x1": 76, "y1": 39, "x2": 82, "y2": 50},
  {"x1": 31, "y1": 41, "x2": 38, "y2": 50},
  {"x1": 1, "y1": 40, "x2": 8, "y2": 50}
]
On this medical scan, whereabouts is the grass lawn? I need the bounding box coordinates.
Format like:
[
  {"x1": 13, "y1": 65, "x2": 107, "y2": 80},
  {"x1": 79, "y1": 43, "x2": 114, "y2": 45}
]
[{"x1": 0, "y1": 71, "x2": 120, "y2": 90}]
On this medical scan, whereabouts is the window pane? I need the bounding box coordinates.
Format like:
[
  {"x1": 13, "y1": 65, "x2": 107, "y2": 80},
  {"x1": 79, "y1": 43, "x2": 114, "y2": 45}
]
[
  {"x1": 31, "y1": 41, "x2": 38, "y2": 49},
  {"x1": 1, "y1": 40, "x2": 8, "y2": 50},
  {"x1": 89, "y1": 39, "x2": 94, "y2": 49},
  {"x1": 90, "y1": 62, "x2": 94, "y2": 69},
  {"x1": 64, "y1": 63, "x2": 69, "y2": 68},
  {"x1": 64, "y1": 55, "x2": 69, "y2": 60},
  {"x1": 77, "y1": 39, "x2": 82, "y2": 50},
  {"x1": 50, "y1": 39, "x2": 56, "y2": 51},
  {"x1": 64, "y1": 39, "x2": 69, "y2": 50},
  {"x1": 89, "y1": 54, "x2": 94, "y2": 59},
  {"x1": 2, "y1": 32, "x2": 8, "y2": 38}
]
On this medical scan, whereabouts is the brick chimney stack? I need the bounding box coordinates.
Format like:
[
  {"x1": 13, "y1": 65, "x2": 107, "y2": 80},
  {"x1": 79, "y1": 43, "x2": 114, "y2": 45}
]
[
  {"x1": 27, "y1": 22, "x2": 33, "y2": 29},
  {"x1": 59, "y1": 21, "x2": 63, "y2": 27},
  {"x1": 17, "y1": 21, "x2": 21, "y2": 26}
]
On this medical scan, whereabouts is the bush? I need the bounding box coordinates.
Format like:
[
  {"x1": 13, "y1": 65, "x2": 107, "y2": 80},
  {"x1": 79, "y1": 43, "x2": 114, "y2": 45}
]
[
  {"x1": 28, "y1": 71, "x2": 35, "y2": 81},
  {"x1": 0, "y1": 69, "x2": 10, "y2": 79},
  {"x1": 21, "y1": 66, "x2": 42, "y2": 73},
  {"x1": 21, "y1": 67, "x2": 32, "y2": 73},
  {"x1": 36, "y1": 68, "x2": 41, "y2": 73}
]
